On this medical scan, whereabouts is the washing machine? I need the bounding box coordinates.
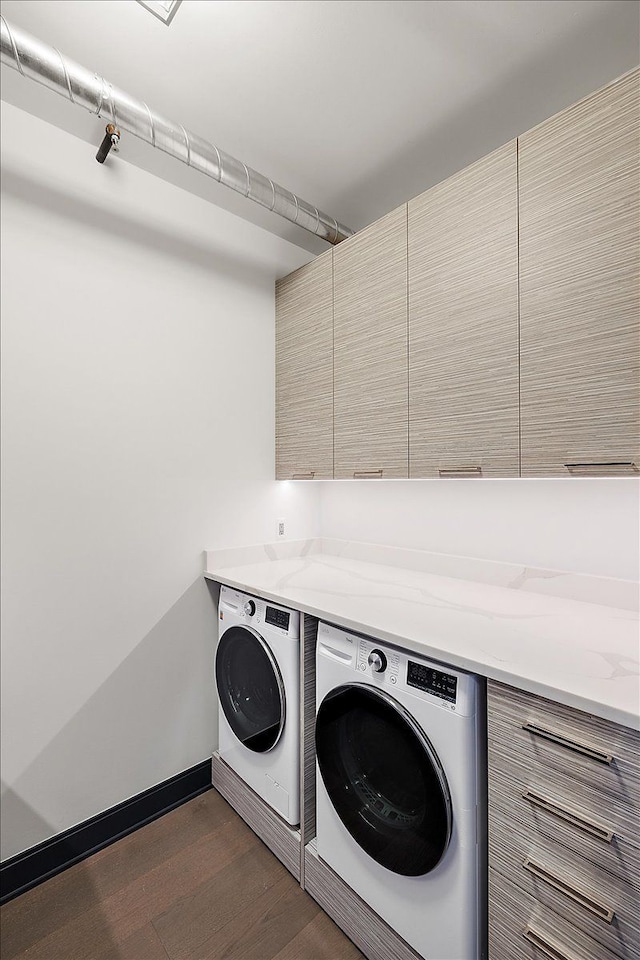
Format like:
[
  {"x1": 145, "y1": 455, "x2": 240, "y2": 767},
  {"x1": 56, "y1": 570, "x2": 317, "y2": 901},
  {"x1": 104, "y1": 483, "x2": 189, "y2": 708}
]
[
  {"x1": 315, "y1": 621, "x2": 486, "y2": 960},
  {"x1": 216, "y1": 585, "x2": 300, "y2": 826}
]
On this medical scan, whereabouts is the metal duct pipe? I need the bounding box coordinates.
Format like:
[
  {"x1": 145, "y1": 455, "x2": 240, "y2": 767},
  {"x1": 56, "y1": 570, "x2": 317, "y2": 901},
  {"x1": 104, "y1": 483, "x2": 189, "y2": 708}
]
[{"x1": 0, "y1": 17, "x2": 354, "y2": 245}]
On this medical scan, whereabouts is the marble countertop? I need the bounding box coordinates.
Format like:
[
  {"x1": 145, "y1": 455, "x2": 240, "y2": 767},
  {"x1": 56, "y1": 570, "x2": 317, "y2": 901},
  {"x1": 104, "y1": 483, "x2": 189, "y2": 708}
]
[{"x1": 204, "y1": 539, "x2": 639, "y2": 731}]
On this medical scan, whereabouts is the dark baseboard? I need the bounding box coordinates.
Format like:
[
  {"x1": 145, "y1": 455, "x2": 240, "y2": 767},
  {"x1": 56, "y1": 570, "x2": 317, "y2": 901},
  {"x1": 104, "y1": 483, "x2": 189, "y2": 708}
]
[{"x1": 0, "y1": 759, "x2": 212, "y2": 905}]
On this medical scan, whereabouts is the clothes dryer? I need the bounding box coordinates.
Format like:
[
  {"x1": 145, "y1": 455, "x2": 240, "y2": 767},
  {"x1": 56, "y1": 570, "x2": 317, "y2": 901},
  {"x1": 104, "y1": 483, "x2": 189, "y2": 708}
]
[
  {"x1": 315, "y1": 621, "x2": 486, "y2": 960},
  {"x1": 216, "y1": 585, "x2": 300, "y2": 826}
]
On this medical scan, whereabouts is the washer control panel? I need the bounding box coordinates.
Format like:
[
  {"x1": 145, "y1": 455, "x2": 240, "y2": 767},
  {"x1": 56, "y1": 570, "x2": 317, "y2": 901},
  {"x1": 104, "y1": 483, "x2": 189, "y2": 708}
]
[
  {"x1": 407, "y1": 661, "x2": 457, "y2": 703},
  {"x1": 317, "y1": 621, "x2": 478, "y2": 717},
  {"x1": 219, "y1": 585, "x2": 299, "y2": 639},
  {"x1": 265, "y1": 606, "x2": 290, "y2": 631},
  {"x1": 357, "y1": 638, "x2": 401, "y2": 684}
]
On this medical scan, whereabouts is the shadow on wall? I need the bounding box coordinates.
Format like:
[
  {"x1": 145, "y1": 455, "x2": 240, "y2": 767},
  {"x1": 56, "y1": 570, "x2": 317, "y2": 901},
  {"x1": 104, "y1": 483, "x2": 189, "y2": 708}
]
[
  {"x1": 1, "y1": 166, "x2": 279, "y2": 288},
  {"x1": 335, "y1": 0, "x2": 640, "y2": 228},
  {"x1": 1, "y1": 577, "x2": 218, "y2": 863}
]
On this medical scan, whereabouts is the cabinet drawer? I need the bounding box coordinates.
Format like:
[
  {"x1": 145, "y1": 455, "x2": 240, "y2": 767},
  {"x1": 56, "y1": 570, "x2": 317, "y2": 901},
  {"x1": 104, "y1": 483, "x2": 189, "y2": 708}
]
[
  {"x1": 489, "y1": 868, "x2": 620, "y2": 960},
  {"x1": 489, "y1": 763, "x2": 640, "y2": 889},
  {"x1": 490, "y1": 811, "x2": 639, "y2": 958},
  {"x1": 487, "y1": 682, "x2": 640, "y2": 824}
]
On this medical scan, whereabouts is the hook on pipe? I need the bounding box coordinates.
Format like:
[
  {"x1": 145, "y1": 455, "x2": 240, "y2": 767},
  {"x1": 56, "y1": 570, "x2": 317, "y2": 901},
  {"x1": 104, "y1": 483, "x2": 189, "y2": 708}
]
[{"x1": 95, "y1": 123, "x2": 120, "y2": 164}]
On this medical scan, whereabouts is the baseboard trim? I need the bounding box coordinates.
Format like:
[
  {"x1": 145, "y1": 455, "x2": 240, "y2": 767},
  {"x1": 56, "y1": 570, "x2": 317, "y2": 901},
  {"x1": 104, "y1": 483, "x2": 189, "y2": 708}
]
[{"x1": 0, "y1": 759, "x2": 212, "y2": 905}]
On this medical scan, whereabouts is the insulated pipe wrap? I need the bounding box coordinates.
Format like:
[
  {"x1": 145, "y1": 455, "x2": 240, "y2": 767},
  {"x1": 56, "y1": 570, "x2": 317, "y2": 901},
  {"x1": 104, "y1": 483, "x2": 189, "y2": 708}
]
[{"x1": 0, "y1": 17, "x2": 353, "y2": 245}]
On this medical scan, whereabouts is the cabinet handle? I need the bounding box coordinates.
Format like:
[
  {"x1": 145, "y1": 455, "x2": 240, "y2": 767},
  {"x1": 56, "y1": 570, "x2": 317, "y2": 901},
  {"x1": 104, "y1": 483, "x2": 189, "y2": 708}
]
[
  {"x1": 353, "y1": 469, "x2": 383, "y2": 478},
  {"x1": 437, "y1": 466, "x2": 482, "y2": 478},
  {"x1": 523, "y1": 925, "x2": 578, "y2": 960},
  {"x1": 292, "y1": 471, "x2": 315, "y2": 479},
  {"x1": 522, "y1": 722, "x2": 613, "y2": 765},
  {"x1": 522, "y1": 790, "x2": 614, "y2": 843},
  {"x1": 565, "y1": 462, "x2": 638, "y2": 475},
  {"x1": 522, "y1": 857, "x2": 615, "y2": 923}
]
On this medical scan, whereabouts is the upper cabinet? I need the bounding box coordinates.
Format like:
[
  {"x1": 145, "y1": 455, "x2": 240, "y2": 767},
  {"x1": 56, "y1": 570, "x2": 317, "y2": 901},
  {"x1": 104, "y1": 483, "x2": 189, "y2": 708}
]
[
  {"x1": 275, "y1": 69, "x2": 639, "y2": 481},
  {"x1": 408, "y1": 142, "x2": 519, "y2": 478},
  {"x1": 275, "y1": 251, "x2": 334, "y2": 480},
  {"x1": 519, "y1": 69, "x2": 640, "y2": 477},
  {"x1": 333, "y1": 206, "x2": 408, "y2": 479}
]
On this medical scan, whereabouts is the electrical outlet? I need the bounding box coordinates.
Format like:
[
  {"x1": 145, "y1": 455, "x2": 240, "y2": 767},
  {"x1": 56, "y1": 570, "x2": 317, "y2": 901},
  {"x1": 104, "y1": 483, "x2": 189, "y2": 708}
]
[{"x1": 277, "y1": 518, "x2": 286, "y2": 538}]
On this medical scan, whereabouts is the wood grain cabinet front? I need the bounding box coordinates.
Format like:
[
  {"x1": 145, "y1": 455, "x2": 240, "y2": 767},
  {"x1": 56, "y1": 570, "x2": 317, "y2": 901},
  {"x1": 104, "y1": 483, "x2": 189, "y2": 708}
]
[
  {"x1": 408, "y1": 141, "x2": 519, "y2": 479},
  {"x1": 275, "y1": 251, "x2": 334, "y2": 480},
  {"x1": 333, "y1": 205, "x2": 409, "y2": 479},
  {"x1": 519, "y1": 68, "x2": 640, "y2": 478},
  {"x1": 275, "y1": 70, "x2": 639, "y2": 483},
  {"x1": 488, "y1": 680, "x2": 640, "y2": 960}
]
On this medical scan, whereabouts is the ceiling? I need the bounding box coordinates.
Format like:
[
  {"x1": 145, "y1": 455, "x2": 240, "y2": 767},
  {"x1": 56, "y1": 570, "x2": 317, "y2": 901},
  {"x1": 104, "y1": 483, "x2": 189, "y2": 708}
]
[{"x1": 1, "y1": 0, "x2": 638, "y2": 253}]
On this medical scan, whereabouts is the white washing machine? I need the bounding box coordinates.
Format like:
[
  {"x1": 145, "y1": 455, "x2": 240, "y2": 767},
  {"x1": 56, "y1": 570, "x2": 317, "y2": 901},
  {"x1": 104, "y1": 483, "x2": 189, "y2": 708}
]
[
  {"x1": 315, "y1": 621, "x2": 486, "y2": 960},
  {"x1": 216, "y1": 585, "x2": 300, "y2": 826}
]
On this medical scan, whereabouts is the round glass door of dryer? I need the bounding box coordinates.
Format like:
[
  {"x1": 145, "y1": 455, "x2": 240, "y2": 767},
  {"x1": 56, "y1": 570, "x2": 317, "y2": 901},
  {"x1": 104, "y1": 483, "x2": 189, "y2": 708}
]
[
  {"x1": 315, "y1": 684, "x2": 452, "y2": 877},
  {"x1": 215, "y1": 626, "x2": 285, "y2": 753}
]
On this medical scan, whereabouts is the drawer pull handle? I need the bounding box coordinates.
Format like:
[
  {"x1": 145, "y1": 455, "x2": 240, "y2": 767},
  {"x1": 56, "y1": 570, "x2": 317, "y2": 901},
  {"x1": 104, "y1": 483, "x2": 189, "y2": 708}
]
[
  {"x1": 438, "y1": 466, "x2": 482, "y2": 478},
  {"x1": 522, "y1": 857, "x2": 615, "y2": 923},
  {"x1": 522, "y1": 722, "x2": 613, "y2": 765},
  {"x1": 292, "y1": 471, "x2": 315, "y2": 479},
  {"x1": 353, "y1": 469, "x2": 383, "y2": 478},
  {"x1": 565, "y1": 462, "x2": 638, "y2": 475},
  {"x1": 523, "y1": 790, "x2": 614, "y2": 843},
  {"x1": 523, "y1": 925, "x2": 578, "y2": 960}
]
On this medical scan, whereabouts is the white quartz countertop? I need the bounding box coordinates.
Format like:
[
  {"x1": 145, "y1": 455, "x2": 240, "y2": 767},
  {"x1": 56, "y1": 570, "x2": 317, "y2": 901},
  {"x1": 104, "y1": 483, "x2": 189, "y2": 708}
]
[{"x1": 204, "y1": 540, "x2": 639, "y2": 731}]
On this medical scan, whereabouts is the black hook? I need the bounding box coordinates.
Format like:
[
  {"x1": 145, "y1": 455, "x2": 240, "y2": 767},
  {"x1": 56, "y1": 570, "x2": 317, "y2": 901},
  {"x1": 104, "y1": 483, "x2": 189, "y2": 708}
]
[{"x1": 96, "y1": 123, "x2": 121, "y2": 164}]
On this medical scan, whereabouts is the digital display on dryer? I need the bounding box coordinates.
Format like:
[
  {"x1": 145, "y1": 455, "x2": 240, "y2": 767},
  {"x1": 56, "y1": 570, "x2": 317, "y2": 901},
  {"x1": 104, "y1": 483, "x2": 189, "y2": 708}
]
[
  {"x1": 407, "y1": 662, "x2": 457, "y2": 703},
  {"x1": 265, "y1": 606, "x2": 290, "y2": 630}
]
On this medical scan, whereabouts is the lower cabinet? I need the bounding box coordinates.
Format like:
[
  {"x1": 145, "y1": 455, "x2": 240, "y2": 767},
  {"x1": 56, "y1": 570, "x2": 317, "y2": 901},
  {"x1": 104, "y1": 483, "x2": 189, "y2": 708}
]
[
  {"x1": 489, "y1": 868, "x2": 622, "y2": 960},
  {"x1": 487, "y1": 680, "x2": 640, "y2": 960}
]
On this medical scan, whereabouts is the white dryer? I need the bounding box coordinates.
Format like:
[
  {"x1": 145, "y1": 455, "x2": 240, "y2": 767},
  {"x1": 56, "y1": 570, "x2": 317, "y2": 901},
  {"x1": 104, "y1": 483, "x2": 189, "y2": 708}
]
[
  {"x1": 216, "y1": 585, "x2": 300, "y2": 826},
  {"x1": 315, "y1": 621, "x2": 486, "y2": 960}
]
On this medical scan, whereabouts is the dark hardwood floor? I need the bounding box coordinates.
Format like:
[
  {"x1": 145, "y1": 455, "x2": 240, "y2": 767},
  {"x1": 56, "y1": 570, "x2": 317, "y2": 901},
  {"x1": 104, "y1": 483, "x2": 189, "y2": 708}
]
[{"x1": 1, "y1": 789, "x2": 364, "y2": 960}]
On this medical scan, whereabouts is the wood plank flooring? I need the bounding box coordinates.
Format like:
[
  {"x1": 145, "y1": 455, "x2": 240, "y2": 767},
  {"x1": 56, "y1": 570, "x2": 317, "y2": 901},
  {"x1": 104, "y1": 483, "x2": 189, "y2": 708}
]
[{"x1": 1, "y1": 789, "x2": 364, "y2": 960}]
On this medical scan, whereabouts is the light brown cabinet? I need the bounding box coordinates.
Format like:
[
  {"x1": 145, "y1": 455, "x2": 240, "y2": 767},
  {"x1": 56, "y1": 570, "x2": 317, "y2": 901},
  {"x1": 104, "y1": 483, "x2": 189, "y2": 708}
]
[
  {"x1": 333, "y1": 205, "x2": 408, "y2": 479},
  {"x1": 519, "y1": 69, "x2": 640, "y2": 478},
  {"x1": 487, "y1": 680, "x2": 640, "y2": 960},
  {"x1": 275, "y1": 69, "x2": 639, "y2": 481},
  {"x1": 275, "y1": 251, "x2": 334, "y2": 480},
  {"x1": 408, "y1": 141, "x2": 519, "y2": 478}
]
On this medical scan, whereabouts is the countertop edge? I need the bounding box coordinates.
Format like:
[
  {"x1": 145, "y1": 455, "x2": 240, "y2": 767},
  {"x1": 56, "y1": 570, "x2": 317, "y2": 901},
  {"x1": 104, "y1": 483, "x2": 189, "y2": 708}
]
[{"x1": 204, "y1": 571, "x2": 640, "y2": 733}]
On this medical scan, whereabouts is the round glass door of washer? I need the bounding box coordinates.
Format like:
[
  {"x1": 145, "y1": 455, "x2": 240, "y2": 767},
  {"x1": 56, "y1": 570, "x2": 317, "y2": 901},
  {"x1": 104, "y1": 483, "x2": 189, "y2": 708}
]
[
  {"x1": 216, "y1": 625, "x2": 285, "y2": 753},
  {"x1": 315, "y1": 683, "x2": 452, "y2": 876}
]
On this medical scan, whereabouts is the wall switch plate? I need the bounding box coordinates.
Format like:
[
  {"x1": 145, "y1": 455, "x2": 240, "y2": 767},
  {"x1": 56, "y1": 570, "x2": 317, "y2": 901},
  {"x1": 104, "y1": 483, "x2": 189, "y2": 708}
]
[{"x1": 277, "y1": 518, "x2": 286, "y2": 538}]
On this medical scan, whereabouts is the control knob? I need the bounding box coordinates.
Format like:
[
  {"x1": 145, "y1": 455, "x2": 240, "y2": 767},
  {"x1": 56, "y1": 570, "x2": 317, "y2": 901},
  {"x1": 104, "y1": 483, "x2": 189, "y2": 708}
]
[
  {"x1": 243, "y1": 600, "x2": 256, "y2": 617},
  {"x1": 367, "y1": 649, "x2": 387, "y2": 673}
]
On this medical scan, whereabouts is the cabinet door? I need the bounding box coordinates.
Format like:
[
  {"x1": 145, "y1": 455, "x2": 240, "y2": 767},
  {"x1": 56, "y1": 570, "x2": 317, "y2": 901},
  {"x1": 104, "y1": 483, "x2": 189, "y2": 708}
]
[
  {"x1": 333, "y1": 206, "x2": 408, "y2": 479},
  {"x1": 408, "y1": 142, "x2": 519, "y2": 479},
  {"x1": 275, "y1": 252, "x2": 333, "y2": 480},
  {"x1": 519, "y1": 69, "x2": 640, "y2": 477}
]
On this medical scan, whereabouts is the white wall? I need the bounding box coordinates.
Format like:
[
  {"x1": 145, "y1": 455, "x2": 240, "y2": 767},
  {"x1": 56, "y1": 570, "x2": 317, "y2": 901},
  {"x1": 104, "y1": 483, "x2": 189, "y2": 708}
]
[
  {"x1": 319, "y1": 479, "x2": 639, "y2": 581},
  {"x1": 0, "y1": 102, "x2": 317, "y2": 860}
]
